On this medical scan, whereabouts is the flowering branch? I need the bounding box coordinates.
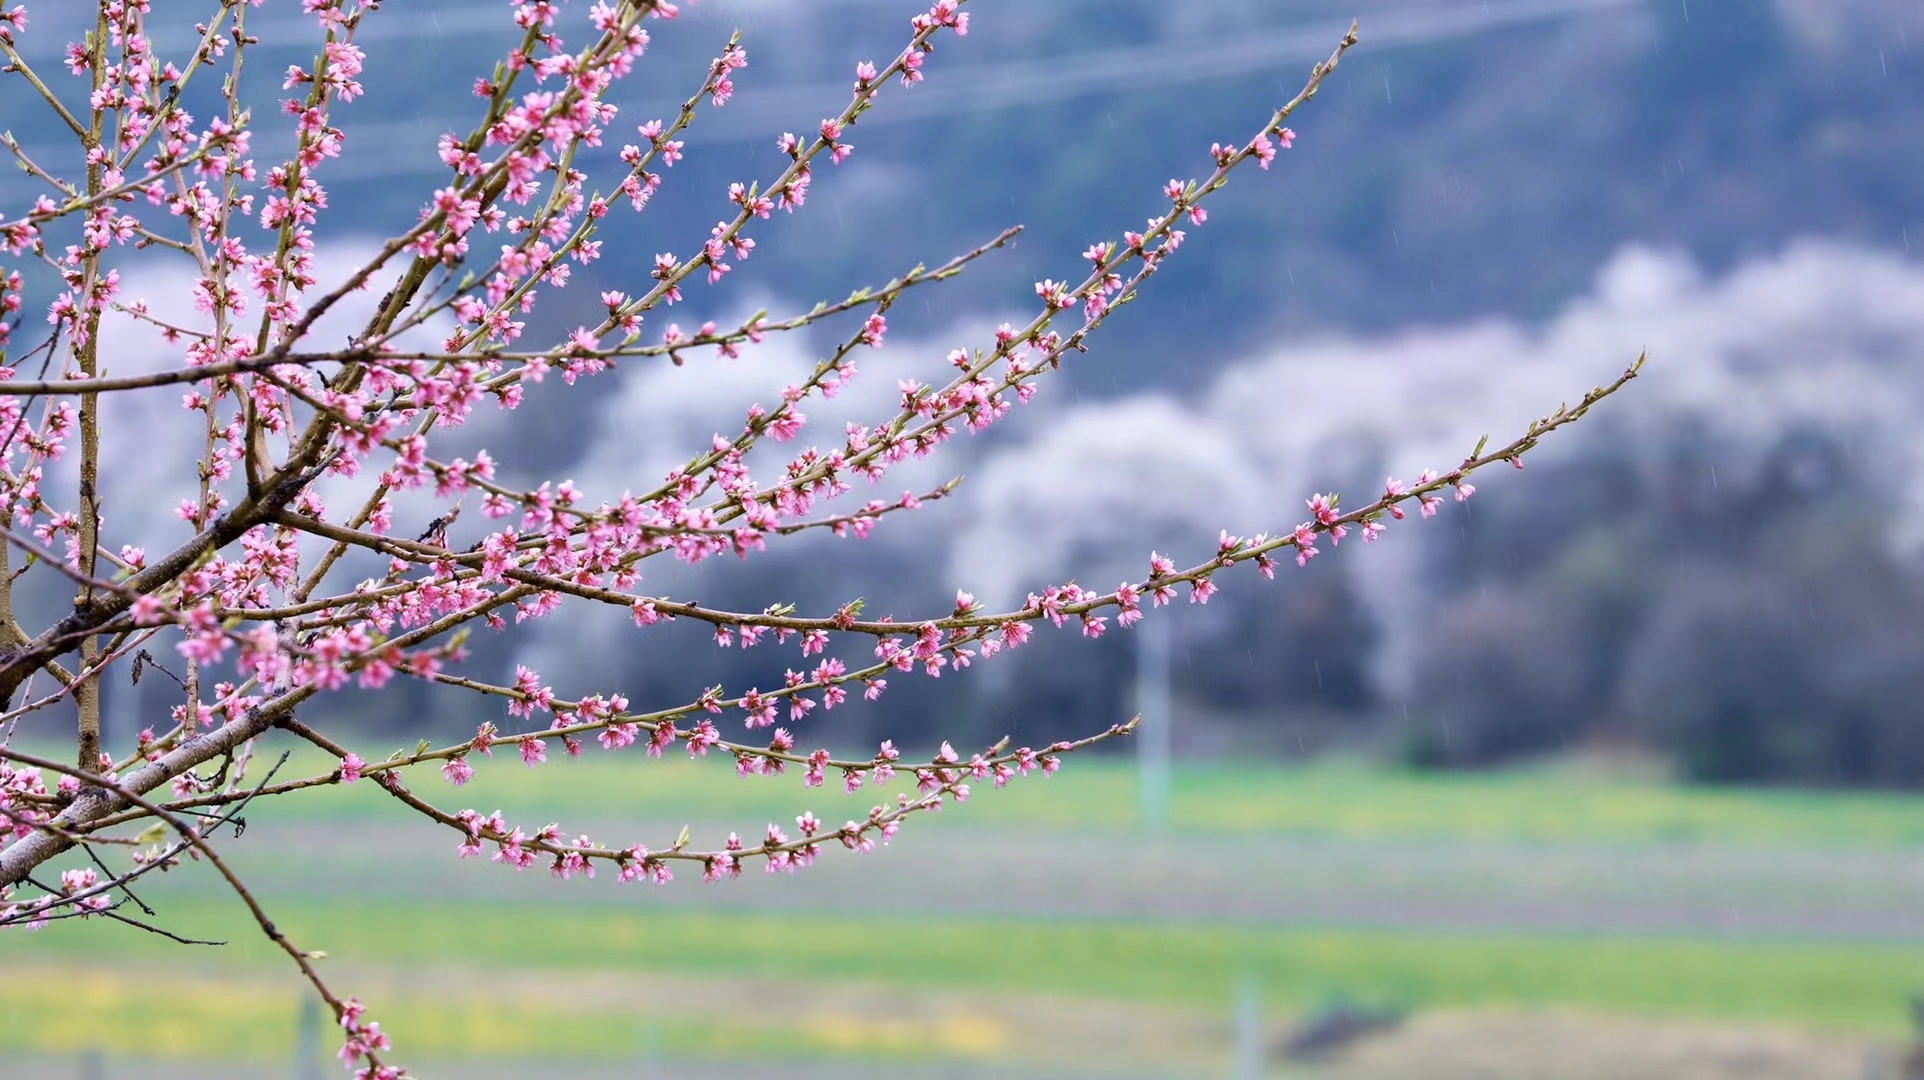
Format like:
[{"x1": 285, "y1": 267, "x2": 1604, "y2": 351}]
[
  {"x1": 0, "y1": 745, "x2": 398, "y2": 1076},
  {"x1": 0, "y1": 3, "x2": 1640, "y2": 1075}
]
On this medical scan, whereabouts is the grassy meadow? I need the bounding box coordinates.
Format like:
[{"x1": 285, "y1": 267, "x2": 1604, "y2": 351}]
[{"x1": 5, "y1": 737, "x2": 1924, "y2": 1074}]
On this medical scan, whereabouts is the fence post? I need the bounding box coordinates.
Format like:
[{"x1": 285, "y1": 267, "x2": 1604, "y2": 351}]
[
  {"x1": 639, "y1": 1022, "x2": 661, "y2": 1078},
  {"x1": 1235, "y1": 978, "x2": 1264, "y2": 1080},
  {"x1": 295, "y1": 993, "x2": 321, "y2": 1080}
]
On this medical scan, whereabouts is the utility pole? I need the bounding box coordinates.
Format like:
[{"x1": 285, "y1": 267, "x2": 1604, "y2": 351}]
[{"x1": 1135, "y1": 612, "x2": 1172, "y2": 832}]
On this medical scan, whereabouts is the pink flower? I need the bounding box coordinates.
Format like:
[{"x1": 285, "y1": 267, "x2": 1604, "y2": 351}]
[
  {"x1": 442, "y1": 757, "x2": 475, "y2": 786},
  {"x1": 1384, "y1": 477, "x2": 1408, "y2": 519},
  {"x1": 339, "y1": 753, "x2": 365, "y2": 785},
  {"x1": 130, "y1": 593, "x2": 167, "y2": 626},
  {"x1": 519, "y1": 738, "x2": 548, "y2": 768},
  {"x1": 1292, "y1": 524, "x2": 1321, "y2": 567}
]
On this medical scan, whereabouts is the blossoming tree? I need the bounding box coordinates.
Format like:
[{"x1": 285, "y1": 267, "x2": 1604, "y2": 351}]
[{"x1": 0, "y1": 0, "x2": 1636, "y2": 1074}]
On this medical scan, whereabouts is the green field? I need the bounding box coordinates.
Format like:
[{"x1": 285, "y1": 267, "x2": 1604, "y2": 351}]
[
  {"x1": 163, "y1": 735, "x2": 1924, "y2": 845},
  {"x1": 5, "y1": 736, "x2": 1924, "y2": 1072}
]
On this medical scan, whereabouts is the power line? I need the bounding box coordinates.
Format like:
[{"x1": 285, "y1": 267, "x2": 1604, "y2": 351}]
[{"x1": 1, "y1": 0, "x2": 1653, "y2": 190}]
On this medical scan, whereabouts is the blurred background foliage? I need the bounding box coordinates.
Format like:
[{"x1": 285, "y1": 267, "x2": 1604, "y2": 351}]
[{"x1": 10, "y1": 0, "x2": 1916, "y2": 787}]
